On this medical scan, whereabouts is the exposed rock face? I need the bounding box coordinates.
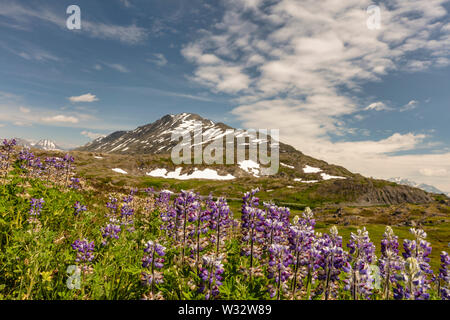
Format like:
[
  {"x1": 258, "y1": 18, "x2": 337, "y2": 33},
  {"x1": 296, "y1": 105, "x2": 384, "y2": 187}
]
[{"x1": 357, "y1": 185, "x2": 433, "y2": 205}]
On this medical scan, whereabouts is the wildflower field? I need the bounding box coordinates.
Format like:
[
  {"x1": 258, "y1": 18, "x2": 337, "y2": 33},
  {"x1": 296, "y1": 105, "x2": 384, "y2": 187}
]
[{"x1": 0, "y1": 139, "x2": 449, "y2": 300}]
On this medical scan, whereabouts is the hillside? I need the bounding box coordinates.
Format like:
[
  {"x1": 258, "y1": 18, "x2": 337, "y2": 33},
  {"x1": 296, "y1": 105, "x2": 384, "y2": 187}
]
[{"x1": 74, "y1": 113, "x2": 434, "y2": 206}]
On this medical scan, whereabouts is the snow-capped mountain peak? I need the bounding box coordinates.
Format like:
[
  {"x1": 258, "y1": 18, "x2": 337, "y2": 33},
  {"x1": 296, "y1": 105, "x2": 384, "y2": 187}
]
[
  {"x1": 388, "y1": 177, "x2": 447, "y2": 195},
  {"x1": 32, "y1": 139, "x2": 61, "y2": 151}
]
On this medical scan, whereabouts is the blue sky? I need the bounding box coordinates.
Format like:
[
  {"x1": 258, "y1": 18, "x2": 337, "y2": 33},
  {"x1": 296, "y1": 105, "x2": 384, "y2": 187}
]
[{"x1": 0, "y1": 0, "x2": 449, "y2": 192}]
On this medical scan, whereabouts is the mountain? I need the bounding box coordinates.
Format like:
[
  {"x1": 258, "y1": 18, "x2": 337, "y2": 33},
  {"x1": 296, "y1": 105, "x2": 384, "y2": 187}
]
[
  {"x1": 14, "y1": 138, "x2": 62, "y2": 151},
  {"x1": 75, "y1": 113, "x2": 433, "y2": 205},
  {"x1": 78, "y1": 113, "x2": 296, "y2": 155},
  {"x1": 388, "y1": 177, "x2": 448, "y2": 195},
  {"x1": 33, "y1": 139, "x2": 61, "y2": 151}
]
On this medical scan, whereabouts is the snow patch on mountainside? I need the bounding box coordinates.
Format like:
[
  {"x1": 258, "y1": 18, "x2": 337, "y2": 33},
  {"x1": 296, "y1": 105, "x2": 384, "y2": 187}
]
[
  {"x1": 303, "y1": 165, "x2": 322, "y2": 173},
  {"x1": 320, "y1": 173, "x2": 346, "y2": 180},
  {"x1": 146, "y1": 167, "x2": 235, "y2": 180},
  {"x1": 238, "y1": 160, "x2": 260, "y2": 177},
  {"x1": 281, "y1": 162, "x2": 294, "y2": 169},
  {"x1": 112, "y1": 168, "x2": 127, "y2": 174}
]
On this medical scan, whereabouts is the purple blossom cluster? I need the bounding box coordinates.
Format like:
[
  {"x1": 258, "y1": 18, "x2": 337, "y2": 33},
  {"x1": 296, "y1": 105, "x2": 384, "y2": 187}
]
[
  {"x1": 73, "y1": 201, "x2": 87, "y2": 216},
  {"x1": 439, "y1": 251, "x2": 449, "y2": 300},
  {"x1": 29, "y1": 198, "x2": 44, "y2": 216},
  {"x1": 288, "y1": 209, "x2": 316, "y2": 298},
  {"x1": 379, "y1": 226, "x2": 403, "y2": 299},
  {"x1": 198, "y1": 254, "x2": 224, "y2": 300},
  {"x1": 141, "y1": 240, "x2": 166, "y2": 294},
  {"x1": 394, "y1": 228, "x2": 434, "y2": 299},
  {"x1": 71, "y1": 239, "x2": 95, "y2": 263},
  {"x1": 344, "y1": 227, "x2": 377, "y2": 299},
  {"x1": 101, "y1": 224, "x2": 121, "y2": 246},
  {"x1": 314, "y1": 227, "x2": 348, "y2": 300},
  {"x1": 0, "y1": 139, "x2": 17, "y2": 175},
  {"x1": 267, "y1": 244, "x2": 292, "y2": 299}
]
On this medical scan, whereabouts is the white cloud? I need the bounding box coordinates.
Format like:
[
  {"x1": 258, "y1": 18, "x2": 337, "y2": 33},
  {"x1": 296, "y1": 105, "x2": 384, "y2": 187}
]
[
  {"x1": 81, "y1": 130, "x2": 106, "y2": 140},
  {"x1": 119, "y1": 0, "x2": 132, "y2": 8},
  {"x1": 94, "y1": 64, "x2": 102, "y2": 71},
  {"x1": 419, "y1": 168, "x2": 448, "y2": 177},
  {"x1": 365, "y1": 102, "x2": 391, "y2": 112},
  {"x1": 0, "y1": 3, "x2": 147, "y2": 45},
  {"x1": 105, "y1": 63, "x2": 130, "y2": 73},
  {"x1": 147, "y1": 53, "x2": 168, "y2": 66},
  {"x1": 19, "y1": 106, "x2": 30, "y2": 113},
  {"x1": 400, "y1": 100, "x2": 419, "y2": 112},
  {"x1": 41, "y1": 115, "x2": 79, "y2": 124},
  {"x1": 69, "y1": 93, "x2": 99, "y2": 103}
]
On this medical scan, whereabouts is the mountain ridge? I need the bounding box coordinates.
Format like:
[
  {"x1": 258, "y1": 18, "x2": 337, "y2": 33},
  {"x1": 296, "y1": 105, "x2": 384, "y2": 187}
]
[
  {"x1": 11, "y1": 138, "x2": 62, "y2": 151},
  {"x1": 388, "y1": 177, "x2": 448, "y2": 196},
  {"x1": 72, "y1": 113, "x2": 436, "y2": 205}
]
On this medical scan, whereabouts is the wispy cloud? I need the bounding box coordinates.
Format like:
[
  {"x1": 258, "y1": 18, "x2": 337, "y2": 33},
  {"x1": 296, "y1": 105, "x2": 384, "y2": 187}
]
[
  {"x1": 365, "y1": 102, "x2": 392, "y2": 112},
  {"x1": 81, "y1": 130, "x2": 106, "y2": 140},
  {"x1": 0, "y1": 2, "x2": 148, "y2": 45},
  {"x1": 41, "y1": 115, "x2": 79, "y2": 124},
  {"x1": 0, "y1": 39, "x2": 60, "y2": 62},
  {"x1": 19, "y1": 106, "x2": 30, "y2": 113},
  {"x1": 147, "y1": 53, "x2": 168, "y2": 66},
  {"x1": 400, "y1": 100, "x2": 419, "y2": 112},
  {"x1": 69, "y1": 93, "x2": 99, "y2": 103},
  {"x1": 104, "y1": 63, "x2": 130, "y2": 73},
  {"x1": 119, "y1": 0, "x2": 132, "y2": 8}
]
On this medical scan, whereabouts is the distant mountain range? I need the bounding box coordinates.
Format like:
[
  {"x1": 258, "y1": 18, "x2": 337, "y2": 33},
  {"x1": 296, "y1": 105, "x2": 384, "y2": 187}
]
[
  {"x1": 14, "y1": 138, "x2": 62, "y2": 151},
  {"x1": 75, "y1": 113, "x2": 435, "y2": 205},
  {"x1": 388, "y1": 177, "x2": 449, "y2": 196}
]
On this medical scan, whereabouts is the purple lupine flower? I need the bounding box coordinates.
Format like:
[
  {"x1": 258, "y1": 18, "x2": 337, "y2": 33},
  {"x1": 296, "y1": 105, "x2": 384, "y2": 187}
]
[
  {"x1": 289, "y1": 208, "x2": 316, "y2": 299},
  {"x1": 379, "y1": 226, "x2": 404, "y2": 299},
  {"x1": 345, "y1": 227, "x2": 377, "y2": 300},
  {"x1": 267, "y1": 244, "x2": 293, "y2": 299},
  {"x1": 18, "y1": 148, "x2": 35, "y2": 169},
  {"x1": 198, "y1": 254, "x2": 224, "y2": 300},
  {"x1": 68, "y1": 177, "x2": 80, "y2": 189},
  {"x1": 263, "y1": 202, "x2": 290, "y2": 247},
  {"x1": 29, "y1": 198, "x2": 44, "y2": 216},
  {"x1": 119, "y1": 190, "x2": 136, "y2": 231},
  {"x1": 63, "y1": 154, "x2": 75, "y2": 163},
  {"x1": 314, "y1": 226, "x2": 348, "y2": 300},
  {"x1": 156, "y1": 190, "x2": 171, "y2": 211},
  {"x1": 207, "y1": 197, "x2": 232, "y2": 254},
  {"x1": 106, "y1": 196, "x2": 118, "y2": 216},
  {"x1": 439, "y1": 251, "x2": 449, "y2": 300},
  {"x1": 186, "y1": 205, "x2": 211, "y2": 270},
  {"x1": 73, "y1": 201, "x2": 87, "y2": 216},
  {"x1": 141, "y1": 240, "x2": 166, "y2": 294},
  {"x1": 71, "y1": 239, "x2": 95, "y2": 262},
  {"x1": 101, "y1": 224, "x2": 121, "y2": 245},
  {"x1": 240, "y1": 189, "x2": 266, "y2": 280},
  {"x1": 174, "y1": 190, "x2": 200, "y2": 265},
  {"x1": 398, "y1": 228, "x2": 433, "y2": 300},
  {"x1": 1, "y1": 139, "x2": 17, "y2": 177},
  {"x1": 2, "y1": 138, "x2": 16, "y2": 151}
]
